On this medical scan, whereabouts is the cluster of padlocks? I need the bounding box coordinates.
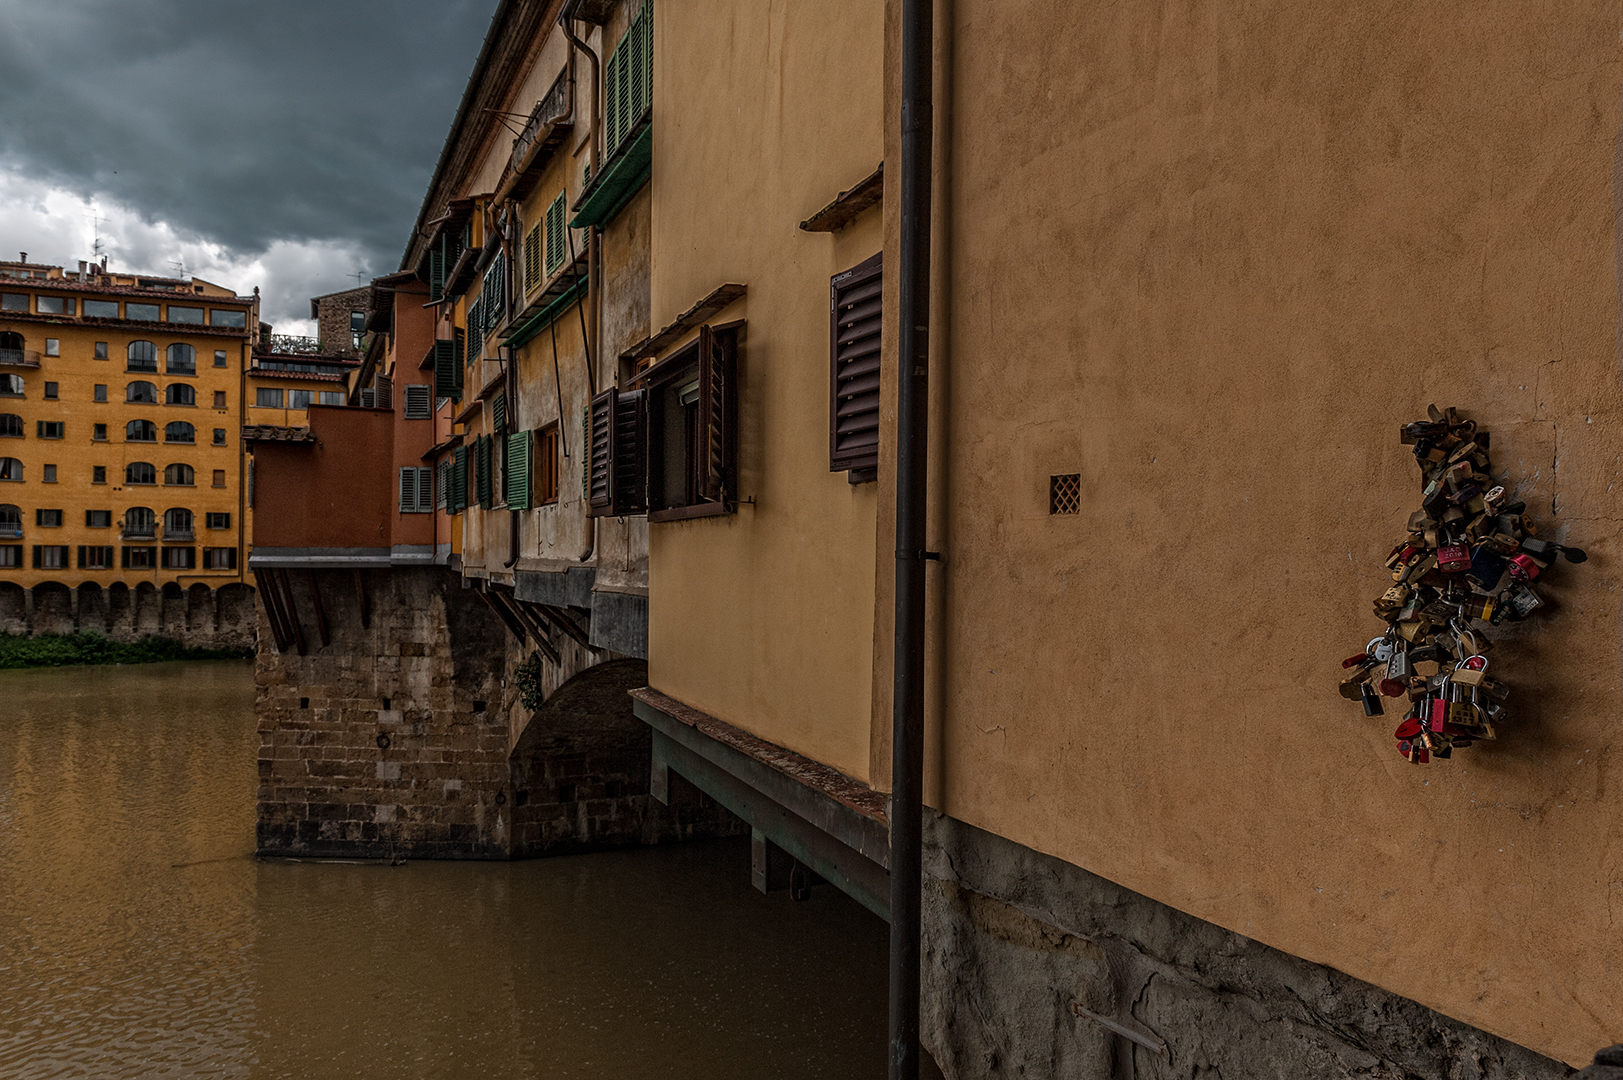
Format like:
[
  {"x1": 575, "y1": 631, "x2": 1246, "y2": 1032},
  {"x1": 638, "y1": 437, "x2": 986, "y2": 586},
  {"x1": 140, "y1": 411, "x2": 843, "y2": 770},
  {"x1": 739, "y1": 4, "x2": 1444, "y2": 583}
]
[{"x1": 1339, "y1": 406, "x2": 1585, "y2": 763}]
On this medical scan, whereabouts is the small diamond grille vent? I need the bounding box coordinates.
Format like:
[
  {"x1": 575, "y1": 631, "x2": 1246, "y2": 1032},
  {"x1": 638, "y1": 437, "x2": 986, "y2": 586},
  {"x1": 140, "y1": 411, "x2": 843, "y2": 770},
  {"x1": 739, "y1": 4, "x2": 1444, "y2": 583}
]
[{"x1": 1050, "y1": 474, "x2": 1081, "y2": 515}]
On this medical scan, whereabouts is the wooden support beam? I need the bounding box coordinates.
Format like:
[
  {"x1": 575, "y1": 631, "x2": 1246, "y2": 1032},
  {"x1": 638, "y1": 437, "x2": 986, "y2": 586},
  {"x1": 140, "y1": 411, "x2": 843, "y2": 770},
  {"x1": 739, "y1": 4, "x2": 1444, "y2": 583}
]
[
  {"x1": 253, "y1": 569, "x2": 289, "y2": 653},
  {"x1": 478, "y1": 587, "x2": 528, "y2": 645},
  {"x1": 306, "y1": 572, "x2": 329, "y2": 648},
  {"x1": 274, "y1": 569, "x2": 307, "y2": 655},
  {"x1": 539, "y1": 603, "x2": 591, "y2": 647},
  {"x1": 502, "y1": 595, "x2": 560, "y2": 665}
]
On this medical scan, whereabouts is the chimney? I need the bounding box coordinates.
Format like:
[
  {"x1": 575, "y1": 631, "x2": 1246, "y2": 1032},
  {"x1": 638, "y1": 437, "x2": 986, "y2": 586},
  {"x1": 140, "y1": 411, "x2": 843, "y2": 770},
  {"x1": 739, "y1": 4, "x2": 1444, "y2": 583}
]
[
  {"x1": 78, "y1": 260, "x2": 87, "y2": 280},
  {"x1": 17, "y1": 253, "x2": 25, "y2": 264},
  {"x1": 100, "y1": 256, "x2": 108, "y2": 271}
]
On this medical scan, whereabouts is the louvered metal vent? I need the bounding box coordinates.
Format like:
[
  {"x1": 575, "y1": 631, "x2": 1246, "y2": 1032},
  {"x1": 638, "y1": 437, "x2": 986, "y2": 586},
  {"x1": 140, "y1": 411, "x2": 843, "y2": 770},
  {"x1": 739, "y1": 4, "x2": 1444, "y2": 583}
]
[{"x1": 830, "y1": 253, "x2": 882, "y2": 474}]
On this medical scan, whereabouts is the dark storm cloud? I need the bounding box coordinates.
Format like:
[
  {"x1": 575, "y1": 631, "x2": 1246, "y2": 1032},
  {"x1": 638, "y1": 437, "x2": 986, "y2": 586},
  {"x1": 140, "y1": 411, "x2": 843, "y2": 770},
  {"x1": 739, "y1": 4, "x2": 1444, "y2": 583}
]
[{"x1": 0, "y1": 0, "x2": 496, "y2": 275}]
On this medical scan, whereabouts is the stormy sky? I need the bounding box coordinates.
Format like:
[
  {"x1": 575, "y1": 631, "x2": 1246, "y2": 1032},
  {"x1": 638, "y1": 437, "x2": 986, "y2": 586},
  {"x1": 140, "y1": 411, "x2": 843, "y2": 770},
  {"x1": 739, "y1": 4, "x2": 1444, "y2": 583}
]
[{"x1": 0, "y1": 0, "x2": 496, "y2": 333}]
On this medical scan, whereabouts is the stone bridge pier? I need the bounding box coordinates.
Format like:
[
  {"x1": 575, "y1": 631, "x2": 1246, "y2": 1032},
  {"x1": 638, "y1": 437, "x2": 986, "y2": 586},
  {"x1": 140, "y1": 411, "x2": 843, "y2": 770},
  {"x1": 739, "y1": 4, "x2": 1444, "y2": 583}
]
[{"x1": 0, "y1": 580, "x2": 256, "y2": 648}]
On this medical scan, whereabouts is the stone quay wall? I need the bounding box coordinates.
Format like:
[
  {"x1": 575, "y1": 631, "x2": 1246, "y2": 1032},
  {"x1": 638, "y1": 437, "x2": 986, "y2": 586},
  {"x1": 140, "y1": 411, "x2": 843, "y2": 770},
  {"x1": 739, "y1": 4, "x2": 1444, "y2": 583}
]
[{"x1": 0, "y1": 580, "x2": 256, "y2": 649}]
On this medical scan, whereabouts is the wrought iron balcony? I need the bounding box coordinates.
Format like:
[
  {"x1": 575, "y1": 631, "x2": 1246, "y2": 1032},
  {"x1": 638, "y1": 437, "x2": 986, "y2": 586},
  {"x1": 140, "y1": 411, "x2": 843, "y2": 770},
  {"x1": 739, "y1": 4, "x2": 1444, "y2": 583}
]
[
  {"x1": 161, "y1": 528, "x2": 194, "y2": 543},
  {"x1": 0, "y1": 348, "x2": 41, "y2": 368},
  {"x1": 0, "y1": 526, "x2": 21, "y2": 539}
]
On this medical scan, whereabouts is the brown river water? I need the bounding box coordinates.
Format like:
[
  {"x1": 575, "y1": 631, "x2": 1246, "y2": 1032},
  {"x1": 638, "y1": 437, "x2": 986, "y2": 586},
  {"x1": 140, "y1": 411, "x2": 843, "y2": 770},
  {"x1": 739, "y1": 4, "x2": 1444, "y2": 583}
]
[{"x1": 0, "y1": 662, "x2": 890, "y2": 1079}]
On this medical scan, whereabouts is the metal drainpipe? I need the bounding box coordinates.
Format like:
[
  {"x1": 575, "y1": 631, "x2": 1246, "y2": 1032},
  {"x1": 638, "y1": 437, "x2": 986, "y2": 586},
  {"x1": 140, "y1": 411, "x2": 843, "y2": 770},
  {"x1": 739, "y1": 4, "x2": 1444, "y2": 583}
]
[
  {"x1": 560, "y1": 13, "x2": 600, "y2": 563},
  {"x1": 890, "y1": 0, "x2": 934, "y2": 1074}
]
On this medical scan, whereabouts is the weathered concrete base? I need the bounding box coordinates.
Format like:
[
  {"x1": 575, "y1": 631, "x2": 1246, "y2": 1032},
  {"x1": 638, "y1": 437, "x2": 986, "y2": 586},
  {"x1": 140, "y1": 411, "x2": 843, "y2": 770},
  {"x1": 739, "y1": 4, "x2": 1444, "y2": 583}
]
[
  {"x1": 922, "y1": 815, "x2": 1571, "y2": 1080},
  {"x1": 256, "y1": 566, "x2": 739, "y2": 860},
  {"x1": 0, "y1": 580, "x2": 256, "y2": 648}
]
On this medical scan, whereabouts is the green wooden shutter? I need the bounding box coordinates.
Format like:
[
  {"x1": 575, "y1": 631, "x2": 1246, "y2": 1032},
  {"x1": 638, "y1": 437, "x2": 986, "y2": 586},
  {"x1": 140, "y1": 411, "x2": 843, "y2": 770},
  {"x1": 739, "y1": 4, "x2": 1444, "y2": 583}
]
[
  {"x1": 545, "y1": 192, "x2": 566, "y2": 274},
  {"x1": 433, "y1": 339, "x2": 459, "y2": 400},
  {"x1": 526, "y1": 223, "x2": 542, "y2": 294},
  {"x1": 476, "y1": 435, "x2": 493, "y2": 509},
  {"x1": 506, "y1": 430, "x2": 532, "y2": 511},
  {"x1": 634, "y1": 1, "x2": 652, "y2": 123},
  {"x1": 429, "y1": 247, "x2": 446, "y2": 301},
  {"x1": 492, "y1": 391, "x2": 507, "y2": 437},
  {"x1": 452, "y1": 446, "x2": 468, "y2": 510}
]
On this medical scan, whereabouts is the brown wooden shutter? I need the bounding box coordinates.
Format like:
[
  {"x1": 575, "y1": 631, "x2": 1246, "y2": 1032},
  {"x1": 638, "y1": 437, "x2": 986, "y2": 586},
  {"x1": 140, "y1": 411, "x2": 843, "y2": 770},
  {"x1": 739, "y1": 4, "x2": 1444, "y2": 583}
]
[
  {"x1": 696, "y1": 325, "x2": 728, "y2": 503},
  {"x1": 611, "y1": 389, "x2": 647, "y2": 516},
  {"x1": 587, "y1": 388, "x2": 616, "y2": 516},
  {"x1": 829, "y1": 252, "x2": 883, "y2": 473}
]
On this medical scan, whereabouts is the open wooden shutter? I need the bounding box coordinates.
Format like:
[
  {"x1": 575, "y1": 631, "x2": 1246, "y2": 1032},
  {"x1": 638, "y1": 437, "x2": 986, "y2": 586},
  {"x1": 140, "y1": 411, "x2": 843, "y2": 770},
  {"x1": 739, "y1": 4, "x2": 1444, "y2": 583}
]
[
  {"x1": 398, "y1": 467, "x2": 413, "y2": 512},
  {"x1": 429, "y1": 247, "x2": 446, "y2": 301},
  {"x1": 492, "y1": 391, "x2": 507, "y2": 437},
  {"x1": 587, "y1": 389, "x2": 616, "y2": 515},
  {"x1": 612, "y1": 389, "x2": 647, "y2": 516},
  {"x1": 506, "y1": 430, "x2": 532, "y2": 511},
  {"x1": 545, "y1": 192, "x2": 566, "y2": 274},
  {"x1": 830, "y1": 252, "x2": 882, "y2": 473},
  {"x1": 476, "y1": 435, "x2": 493, "y2": 509},
  {"x1": 452, "y1": 446, "x2": 468, "y2": 510},
  {"x1": 696, "y1": 325, "x2": 728, "y2": 504},
  {"x1": 526, "y1": 223, "x2": 542, "y2": 295},
  {"x1": 433, "y1": 339, "x2": 459, "y2": 400}
]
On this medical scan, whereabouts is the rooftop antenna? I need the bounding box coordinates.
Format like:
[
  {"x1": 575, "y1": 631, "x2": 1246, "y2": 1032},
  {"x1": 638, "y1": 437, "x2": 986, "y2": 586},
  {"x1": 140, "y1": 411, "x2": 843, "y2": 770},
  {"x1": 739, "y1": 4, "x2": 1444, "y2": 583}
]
[
  {"x1": 350, "y1": 268, "x2": 367, "y2": 287},
  {"x1": 86, "y1": 208, "x2": 108, "y2": 262},
  {"x1": 169, "y1": 256, "x2": 187, "y2": 276}
]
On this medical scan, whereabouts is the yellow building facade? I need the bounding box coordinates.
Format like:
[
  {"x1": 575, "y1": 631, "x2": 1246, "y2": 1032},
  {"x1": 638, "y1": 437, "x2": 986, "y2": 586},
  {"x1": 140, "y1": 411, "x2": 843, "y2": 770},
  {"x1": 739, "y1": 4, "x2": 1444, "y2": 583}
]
[{"x1": 0, "y1": 258, "x2": 254, "y2": 588}]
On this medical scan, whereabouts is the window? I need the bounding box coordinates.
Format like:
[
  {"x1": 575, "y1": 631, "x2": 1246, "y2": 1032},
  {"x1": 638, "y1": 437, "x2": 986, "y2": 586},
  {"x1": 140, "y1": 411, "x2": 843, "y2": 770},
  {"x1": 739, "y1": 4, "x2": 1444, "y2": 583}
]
[
  {"x1": 0, "y1": 373, "x2": 20, "y2": 396},
  {"x1": 212, "y1": 390, "x2": 227, "y2": 408},
  {"x1": 94, "y1": 341, "x2": 109, "y2": 359},
  {"x1": 209, "y1": 310, "x2": 246, "y2": 328},
  {"x1": 93, "y1": 425, "x2": 107, "y2": 442},
  {"x1": 212, "y1": 469, "x2": 225, "y2": 488},
  {"x1": 164, "y1": 463, "x2": 195, "y2": 485},
  {"x1": 85, "y1": 301, "x2": 119, "y2": 319},
  {"x1": 122, "y1": 545, "x2": 156, "y2": 569},
  {"x1": 204, "y1": 547, "x2": 237, "y2": 570},
  {"x1": 213, "y1": 350, "x2": 227, "y2": 368},
  {"x1": 1, "y1": 293, "x2": 27, "y2": 311},
  {"x1": 86, "y1": 510, "x2": 112, "y2": 528},
  {"x1": 289, "y1": 389, "x2": 313, "y2": 410},
  {"x1": 126, "y1": 303, "x2": 160, "y2": 322},
  {"x1": 404, "y1": 384, "x2": 431, "y2": 419},
  {"x1": 351, "y1": 310, "x2": 365, "y2": 349},
  {"x1": 92, "y1": 466, "x2": 106, "y2": 484},
  {"x1": 79, "y1": 545, "x2": 114, "y2": 569},
  {"x1": 205, "y1": 511, "x2": 230, "y2": 529},
  {"x1": 603, "y1": 0, "x2": 653, "y2": 160},
  {"x1": 830, "y1": 253, "x2": 882, "y2": 480},
  {"x1": 212, "y1": 428, "x2": 226, "y2": 445},
  {"x1": 41, "y1": 465, "x2": 55, "y2": 483},
  {"x1": 167, "y1": 306, "x2": 204, "y2": 325},
  {"x1": 536, "y1": 423, "x2": 559, "y2": 505},
  {"x1": 319, "y1": 390, "x2": 345, "y2": 406},
  {"x1": 32, "y1": 545, "x2": 68, "y2": 570},
  {"x1": 432, "y1": 338, "x2": 460, "y2": 401},
  {"x1": 36, "y1": 509, "x2": 61, "y2": 527},
  {"x1": 545, "y1": 191, "x2": 567, "y2": 275},
  {"x1": 44, "y1": 381, "x2": 58, "y2": 399},
  {"x1": 123, "y1": 506, "x2": 155, "y2": 537},
  {"x1": 128, "y1": 340, "x2": 158, "y2": 372},
  {"x1": 164, "y1": 421, "x2": 195, "y2": 445},
  {"x1": 94, "y1": 384, "x2": 107, "y2": 402},
  {"x1": 37, "y1": 421, "x2": 63, "y2": 439},
  {"x1": 256, "y1": 387, "x2": 284, "y2": 408},
  {"x1": 166, "y1": 384, "x2": 195, "y2": 406},
  {"x1": 126, "y1": 419, "x2": 157, "y2": 442},
  {"x1": 398, "y1": 466, "x2": 433, "y2": 513},
  {"x1": 0, "y1": 504, "x2": 19, "y2": 536},
  {"x1": 125, "y1": 462, "x2": 156, "y2": 485},
  {"x1": 166, "y1": 343, "x2": 196, "y2": 374},
  {"x1": 127, "y1": 380, "x2": 157, "y2": 403},
  {"x1": 44, "y1": 339, "x2": 59, "y2": 357},
  {"x1": 163, "y1": 507, "x2": 193, "y2": 538},
  {"x1": 0, "y1": 414, "x2": 19, "y2": 437},
  {"x1": 161, "y1": 546, "x2": 195, "y2": 570},
  {"x1": 0, "y1": 545, "x2": 18, "y2": 567},
  {"x1": 593, "y1": 325, "x2": 736, "y2": 521},
  {"x1": 0, "y1": 457, "x2": 21, "y2": 481},
  {"x1": 36, "y1": 296, "x2": 75, "y2": 315}
]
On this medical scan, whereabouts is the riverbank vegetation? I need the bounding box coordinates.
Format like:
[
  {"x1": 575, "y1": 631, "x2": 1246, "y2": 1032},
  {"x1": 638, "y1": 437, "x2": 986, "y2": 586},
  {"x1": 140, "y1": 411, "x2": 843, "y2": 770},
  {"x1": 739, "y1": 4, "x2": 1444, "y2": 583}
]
[{"x1": 0, "y1": 632, "x2": 253, "y2": 669}]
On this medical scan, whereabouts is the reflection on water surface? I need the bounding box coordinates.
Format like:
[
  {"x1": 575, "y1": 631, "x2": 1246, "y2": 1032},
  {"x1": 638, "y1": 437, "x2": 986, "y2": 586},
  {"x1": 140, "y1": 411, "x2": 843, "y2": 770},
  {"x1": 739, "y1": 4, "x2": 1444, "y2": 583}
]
[{"x1": 0, "y1": 662, "x2": 887, "y2": 1079}]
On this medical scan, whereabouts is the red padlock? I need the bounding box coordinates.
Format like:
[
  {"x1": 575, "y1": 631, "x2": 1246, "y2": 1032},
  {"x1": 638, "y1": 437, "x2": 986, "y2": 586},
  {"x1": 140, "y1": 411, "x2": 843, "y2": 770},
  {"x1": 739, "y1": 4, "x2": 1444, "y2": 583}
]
[
  {"x1": 1437, "y1": 544, "x2": 1471, "y2": 573},
  {"x1": 1507, "y1": 553, "x2": 1540, "y2": 581}
]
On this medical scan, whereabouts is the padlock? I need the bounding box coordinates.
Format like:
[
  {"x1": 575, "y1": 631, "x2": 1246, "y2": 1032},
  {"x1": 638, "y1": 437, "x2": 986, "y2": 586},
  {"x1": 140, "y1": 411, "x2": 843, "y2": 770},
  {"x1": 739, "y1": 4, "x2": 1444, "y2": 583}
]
[
  {"x1": 1467, "y1": 546, "x2": 1506, "y2": 590},
  {"x1": 1517, "y1": 536, "x2": 1554, "y2": 562},
  {"x1": 1367, "y1": 636, "x2": 1395, "y2": 663},
  {"x1": 1503, "y1": 582, "x2": 1542, "y2": 619},
  {"x1": 1482, "y1": 485, "x2": 1506, "y2": 507},
  {"x1": 1437, "y1": 544, "x2": 1471, "y2": 573},
  {"x1": 1339, "y1": 669, "x2": 1372, "y2": 699},
  {"x1": 1361, "y1": 682, "x2": 1384, "y2": 717},
  {"x1": 1507, "y1": 553, "x2": 1541, "y2": 581},
  {"x1": 1394, "y1": 716, "x2": 1424, "y2": 740}
]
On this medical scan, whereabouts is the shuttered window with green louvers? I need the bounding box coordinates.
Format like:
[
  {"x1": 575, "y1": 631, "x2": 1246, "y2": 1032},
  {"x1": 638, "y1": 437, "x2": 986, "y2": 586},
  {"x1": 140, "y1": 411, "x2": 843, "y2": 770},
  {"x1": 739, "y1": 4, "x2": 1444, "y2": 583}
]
[
  {"x1": 476, "y1": 434, "x2": 493, "y2": 509},
  {"x1": 526, "y1": 223, "x2": 543, "y2": 295},
  {"x1": 604, "y1": 1, "x2": 653, "y2": 160},
  {"x1": 492, "y1": 391, "x2": 506, "y2": 437},
  {"x1": 545, "y1": 192, "x2": 567, "y2": 275},
  {"x1": 433, "y1": 339, "x2": 460, "y2": 401},
  {"x1": 429, "y1": 247, "x2": 446, "y2": 302},
  {"x1": 506, "y1": 430, "x2": 532, "y2": 511},
  {"x1": 452, "y1": 445, "x2": 468, "y2": 510}
]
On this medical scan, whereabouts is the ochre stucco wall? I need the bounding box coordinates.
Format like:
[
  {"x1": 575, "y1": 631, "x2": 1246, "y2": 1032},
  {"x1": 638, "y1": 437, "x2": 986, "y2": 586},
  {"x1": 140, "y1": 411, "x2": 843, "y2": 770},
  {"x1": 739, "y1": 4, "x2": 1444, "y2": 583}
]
[
  {"x1": 647, "y1": 0, "x2": 886, "y2": 782},
  {"x1": 873, "y1": 1, "x2": 1623, "y2": 1066}
]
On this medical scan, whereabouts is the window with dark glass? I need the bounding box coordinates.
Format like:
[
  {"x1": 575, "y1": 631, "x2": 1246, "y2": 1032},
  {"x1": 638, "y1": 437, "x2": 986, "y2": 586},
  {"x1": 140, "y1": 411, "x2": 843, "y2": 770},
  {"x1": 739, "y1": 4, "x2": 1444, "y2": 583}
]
[
  {"x1": 166, "y1": 383, "x2": 195, "y2": 406},
  {"x1": 203, "y1": 547, "x2": 237, "y2": 570},
  {"x1": 213, "y1": 350, "x2": 227, "y2": 367},
  {"x1": 206, "y1": 512, "x2": 230, "y2": 529},
  {"x1": 212, "y1": 428, "x2": 226, "y2": 445},
  {"x1": 0, "y1": 373, "x2": 21, "y2": 396},
  {"x1": 123, "y1": 506, "x2": 155, "y2": 537},
  {"x1": 164, "y1": 421, "x2": 195, "y2": 444},
  {"x1": 1, "y1": 294, "x2": 27, "y2": 311},
  {"x1": 94, "y1": 424, "x2": 107, "y2": 441},
  {"x1": 163, "y1": 507, "x2": 193, "y2": 537},
  {"x1": 166, "y1": 306, "x2": 204, "y2": 325},
  {"x1": 37, "y1": 420, "x2": 63, "y2": 439},
  {"x1": 36, "y1": 509, "x2": 61, "y2": 527},
  {"x1": 126, "y1": 419, "x2": 156, "y2": 442},
  {"x1": 94, "y1": 341, "x2": 109, "y2": 359},
  {"x1": 164, "y1": 463, "x2": 194, "y2": 485},
  {"x1": 79, "y1": 545, "x2": 114, "y2": 569},
  {"x1": 126, "y1": 303, "x2": 160, "y2": 322},
  {"x1": 125, "y1": 462, "x2": 156, "y2": 485},
  {"x1": 0, "y1": 504, "x2": 19, "y2": 536},
  {"x1": 0, "y1": 457, "x2": 22, "y2": 481},
  {"x1": 43, "y1": 381, "x2": 57, "y2": 398},
  {"x1": 127, "y1": 341, "x2": 158, "y2": 372},
  {"x1": 36, "y1": 296, "x2": 74, "y2": 315},
  {"x1": 94, "y1": 383, "x2": 107, "y2": 402},
  {"x1": 92, "y1": 465, "x2": 106, "y2": 483},
  {"x1": 122, "y1": 545, "x2": 156, "y2": 569},
  {"x1": 127, "y1": 380, "x2": 157, "y2": 403},
  {"x1": 166, "y1": 343, "x2": 196, "y2": 374},
  {"x1": 85, "y1": 301, "x2": 119, "y2": 319},
  {"x1": 0, "y1": 414, "x2": 20, "y2": 438},
  {"x1": 256, "y1": 387, "x2": 283, "y2": 408},
  {"x1": 209, "y1": 310, "x2": 246, "y2": 328},
  {"x1": 41, "y1": 464, "x2": 55, "y2": 483},
  {"x1": 86, "y1": 510, "x2": 112, "y2": 528}
]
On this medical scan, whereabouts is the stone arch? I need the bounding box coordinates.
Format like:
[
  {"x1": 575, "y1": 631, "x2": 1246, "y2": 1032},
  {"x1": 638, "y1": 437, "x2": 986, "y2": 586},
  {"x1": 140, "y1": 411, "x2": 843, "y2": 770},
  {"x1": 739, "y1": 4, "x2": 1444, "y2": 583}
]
[
  {"x1": 106, "y1": 582, "x2": 133, "y2": 640},
  {"x1": 215, "y1": 582, "x2": 256, "y2": 649},
  {"x1": 186, "y1": 582, "x2": 213, "y2": 638},
  {"x1": 133, "y1": 581, "x2": 161, "y2": 636},
  {"x1": 160, "y1": 581, "x2": 187, "y2": 636},
  {"x1": 0, "y1": 580, "x2": 25, "y2": 633},
  {"x1": 76, "y1": 582, "x2": 107, "y2": 633},
  {"x1": 30, "y1": 581, "x2": 73, "y2": 635}
]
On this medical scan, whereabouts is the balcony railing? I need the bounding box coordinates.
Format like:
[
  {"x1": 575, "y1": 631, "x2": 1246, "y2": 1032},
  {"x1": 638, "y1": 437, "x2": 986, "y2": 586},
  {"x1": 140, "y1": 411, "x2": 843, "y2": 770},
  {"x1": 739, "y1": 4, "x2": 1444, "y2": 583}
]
[
  {"x1": 0, "y1": 349, "x2": 41, "y2": 368},
  {"x1": 122, "y1": 529, "x2": 155, "y2": 540},
  {"x1": 510, "y1": 69, "x2": 573, "y2": 174},
  {"x1": 161, "y1": 529, "x2": 195, "y2": 543},
  {"x1": 0, "y1": 526, "x2": 21, "y2": 539}
]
